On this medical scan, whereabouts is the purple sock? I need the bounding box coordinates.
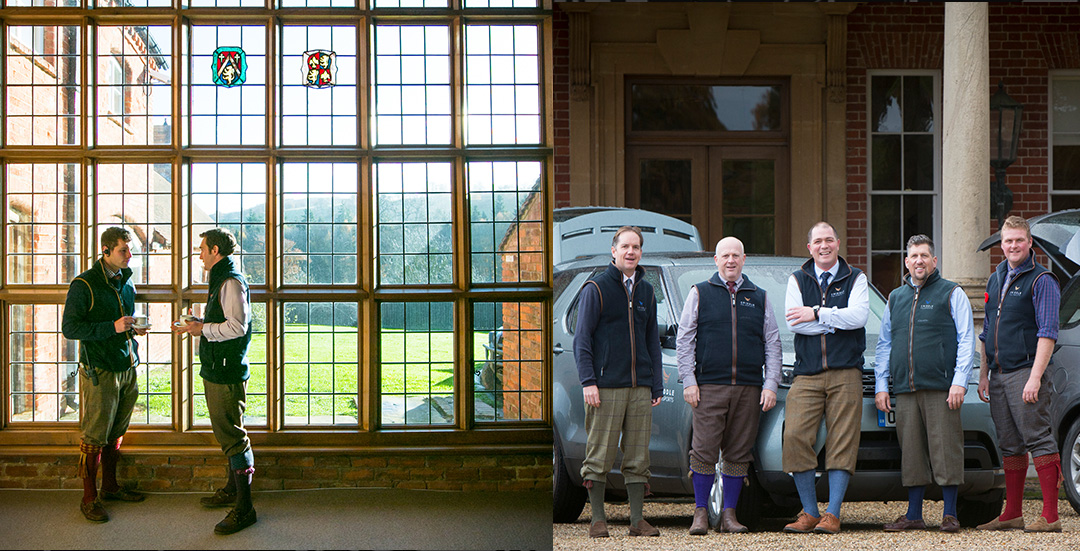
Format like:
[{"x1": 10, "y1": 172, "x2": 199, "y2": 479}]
[
  {"x1": 692, "y1": 470, "x2": 715, "y2": 508},
  {"x1": 722, "y1": 475, "x2": 744, "y2": 510}
]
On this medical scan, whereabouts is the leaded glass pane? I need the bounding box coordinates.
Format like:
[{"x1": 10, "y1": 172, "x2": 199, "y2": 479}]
[
  {"x1": 190, "y1": 163, "x2": 267, "y2": 285},
  {"x1": 380, "y1": 301, "x2": 454, "y2": 426},
  {"x1": 281, "y1": 26, "x2": 357, "y2": 146},
  {"x1": 6, "y1": 26, "x2": 81, "y2": 145},
  {"x1": 5, "y1": 164, "x2": 81, "y2": 285},
  {"x1": 95, "y1": 163, "x2": 173, "y2": 285},
  {"x1": 282, "y1": 302, "x2": 358, "y2": 426},
  {"x1": 8, "y1": 304, "x2": 78, "y2": 423},
  {"x1": 376, "y1": 162, "x2": 453, "y2": 285},
  {"x1": 96, "y1": 26, "x2": 172, "y2": 146},
  {"x1": 468, "y1": 161, "x2": 542, "y2": 284},
  {"x1": 465, "y1": 24, "x2": 540, "y2": 145},
  {"x1": 373, "y1": 25, "x2": 450, "y2": 145},
  {"x1": 281, "y1": 163, "x2": 358, "y2": 285},
  {"x1": 185, "y1": 25, "x2": 266, "y2": 145},
  {"x1": 473, "y1": 301, "x2": 542, "y2": 422}
]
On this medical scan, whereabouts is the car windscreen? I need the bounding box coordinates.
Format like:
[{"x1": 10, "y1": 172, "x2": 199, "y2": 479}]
[{"x1": 668, "y1": 263, "x2": 887, "y2": 366}]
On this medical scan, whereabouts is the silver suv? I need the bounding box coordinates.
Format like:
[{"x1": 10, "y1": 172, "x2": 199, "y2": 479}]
[{"x1": 552, "y1": 208, "x2": 1006, "y2": 529}]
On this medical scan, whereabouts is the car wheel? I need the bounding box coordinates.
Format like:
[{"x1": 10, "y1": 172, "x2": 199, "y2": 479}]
[
  {"x1": 706, "y1": 463, "x2": 765, "y2": 530},
  {"x1": 957, "y1": 490, "x2": 1005, "y2": 528},
  {"x1": 1062, "y1": 416, "x2": 1080, "y2": 515},
  {"x1": 553, "y1": 434, "x2": 587, "y2": 523}
]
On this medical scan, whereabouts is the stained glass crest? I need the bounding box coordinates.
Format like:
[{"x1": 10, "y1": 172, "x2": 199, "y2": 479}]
[
  {"x1": 212, "y1": 47, "x2": 247, "y2": 87},
  {"x1": 302, "y1": 50, "x2": 337, "y2": 88}
]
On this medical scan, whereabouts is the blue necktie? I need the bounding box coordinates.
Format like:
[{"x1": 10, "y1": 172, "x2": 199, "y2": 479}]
[{"x1": 820, "y1": 272, "x2": 831, "y2": 295}]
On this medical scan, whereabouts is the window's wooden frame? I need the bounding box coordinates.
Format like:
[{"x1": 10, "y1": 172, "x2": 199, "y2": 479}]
[{"x1": 0, "y1": 1, "x2": 554, "y2": 453}]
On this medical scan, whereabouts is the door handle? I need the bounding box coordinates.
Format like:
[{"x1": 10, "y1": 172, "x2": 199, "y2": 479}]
[{"x1": 553, "y1": 344, "x2": 564, "y2": 355}]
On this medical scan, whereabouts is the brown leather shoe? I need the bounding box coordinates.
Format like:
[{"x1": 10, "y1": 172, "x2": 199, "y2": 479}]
[
  {"x1": 588, "y1": 520, "x2": 609, "y2": 538},
  {"x1": 1024, "y1": 516, "x2": 1062, "y2": 533},
  {"x1": 814, "y1": 512, "x2": 841, "y2": 534},
  {"x1": 720, "y1": 507, "x2": 748, "y2": 533},
  {"x1": 200, "y1": 488, "x2": 238, "y2": 508},
  {"x1": 688, "y1": 507, "x2": 708, "y2": 535},
  {"x1": 214, "y1": 507, "x2": 257, "y2": 535},
  {"x1": 940, "y1": 515, "x2": 960, "y2": 533},
  {"x1": 101, "y1": 488, "x2": 145, "y2": 502},
  {"x1": 80, "y1": 498, "x2": 108, "y2": 522},
  {"x1": 976, "y1": 515, "x2": 1024, "y2": 531},
  {"x1": 884, "y1": 515, "x2": 926, "y2": 532},
  {"x1": 783, "y1": 510, "x2": 821, "y2": 533},
  {"x1": 628, "y1": 519, "x2": 660, "y2": 537}
]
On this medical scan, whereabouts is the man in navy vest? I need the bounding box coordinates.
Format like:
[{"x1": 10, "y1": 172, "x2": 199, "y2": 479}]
[
  {"x1": 874, "y1": 235, "x2": 974, "y2": 533},
  {"x1": 976, "y1": 216, "x2": 1062, "y2": 532},
  {"x1": 677, "y1": 237, "x2": 781, "y2": 535},
  {"x1": 573, "y1": 226, "x2": 664, "y2": 538},
  {"x1": 781, "y1": 221, "x2": 869, "y2": 535},
  {"x1": 63, "y1": 226, "x2": 148, "y2": 522},
  {"x1": 174, "y1": 227, "x2": 257, "y2": 535}
]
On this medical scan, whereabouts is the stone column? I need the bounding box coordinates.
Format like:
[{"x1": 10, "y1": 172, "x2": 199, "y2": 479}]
[{"x1": 941, "y1": 3, "x2": 990, "y2": 321}]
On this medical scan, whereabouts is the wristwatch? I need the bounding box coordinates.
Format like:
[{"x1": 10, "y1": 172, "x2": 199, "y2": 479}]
[{"x1": 812, "y1": 305, "x2": 820, "y2": 320}]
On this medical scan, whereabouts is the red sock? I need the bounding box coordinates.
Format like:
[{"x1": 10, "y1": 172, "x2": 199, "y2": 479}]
[
  {"x1": 78, "y1": 442, "x2": 102, "y2": 504},
  {"x1": 1034, "y1": 453, "x2": 1061, "y2": 523},
  {"x1": 1001, "y1": 454, "x2": 1027, "y2": 521}
]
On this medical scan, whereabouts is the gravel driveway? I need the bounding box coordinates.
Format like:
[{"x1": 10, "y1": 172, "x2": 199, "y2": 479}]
[{"x1": 554, "y1": 499, "x2": 1080, "y2": 550}]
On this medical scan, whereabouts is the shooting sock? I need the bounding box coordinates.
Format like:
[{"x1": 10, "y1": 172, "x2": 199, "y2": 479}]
[
  {"x1": 691, "y1": 470, "x2": 714, "y2": 509},
  {"x1": 627, "y1": 482, "x2": 646, "y2": 525},
  {"x1": 229, "y1": 450, "x2": 255, "y2": 512},
  {"x1": 99, "y1": 438, "x2": 122, "y2": 493},
  {"x1": 722, "y1": 475, "x2": 744, "y2": 510},
  {"x1": 792, "y1": 470, "x2": 819, "y2": 517},
  {"x1": 587, "y1": 481, "x2": 606, "y2": 523},
  {"x1": 1034, "y1": 453, "x2": 1062, "y2": 523},
  {"x1": 1001, "y1": 454, "x2": 1028, "y2": 521},
  {"x1": 825, "y1": 469, "x2": 851, "y2": 518},
  {"x1": 78, "y1": 442, "x2": 102, "y2": 504},
  {"x1": 223, "y1": 466, "x2": 237, "y2": 494},
  {"x1": 906, "y1": 485, "x2": 925, "y2": 520},
  {"x1": 942, "y1": 485, "x2": 958, "y2": 519}
]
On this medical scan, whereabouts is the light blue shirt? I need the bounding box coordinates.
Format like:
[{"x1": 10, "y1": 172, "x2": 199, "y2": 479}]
[{"x1": 873, "y1": 280, "x2": 975, "y2": 394}]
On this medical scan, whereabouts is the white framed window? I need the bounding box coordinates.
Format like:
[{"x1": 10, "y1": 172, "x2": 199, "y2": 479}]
[
  {"x1": 866, "y1": 70, "x2": 941, "y2": 292},
  {"x1": 1050, "y1": 71, "x2": 1080, "y2": 210}
]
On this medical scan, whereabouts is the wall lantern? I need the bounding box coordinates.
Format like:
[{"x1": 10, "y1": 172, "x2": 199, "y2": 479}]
[{"x1": 989, "y1": 80, "x2": 1023, "y2": 228}]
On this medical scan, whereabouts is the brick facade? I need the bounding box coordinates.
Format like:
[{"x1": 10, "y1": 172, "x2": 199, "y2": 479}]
[
  {"x1": 846, "y1": 3, "x2": 1080, "y2": 273},
  {"x1": 0, "y1": 451, "x2": 551, "y2": 492},
  {"x1": 553, "y1": 6, "x2": 571, "y2": 209},
  {"x1": 498, "y1": 189, "x2": 544, "y2": 420}
]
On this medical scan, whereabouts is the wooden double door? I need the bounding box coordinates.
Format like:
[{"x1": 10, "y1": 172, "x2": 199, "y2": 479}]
[{"x1": 627, "y1": 145, "x2": 790, "y2": 255}]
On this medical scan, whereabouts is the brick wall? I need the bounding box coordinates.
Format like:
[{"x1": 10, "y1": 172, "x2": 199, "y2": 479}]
[
  {"x1": 498, "y1": 190, "x2": 544, "y2": 420},
  {"x1": 0, "y1": 452, "x2": 551, "y2": 492},
  {"x1": 553, "y1": 5, "x2": 571, "y2": 209}
]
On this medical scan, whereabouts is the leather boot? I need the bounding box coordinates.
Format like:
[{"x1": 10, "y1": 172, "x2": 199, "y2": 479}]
[
  {"x1": 689, "y1": 507, "x2": 708, "y2": 535},
  {"x1": 721, "y1": 507, "x2": 748, "y2": 533}
]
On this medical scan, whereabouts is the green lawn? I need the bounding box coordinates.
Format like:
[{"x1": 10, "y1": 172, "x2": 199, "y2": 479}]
[{"x1": 187, "y1": 326, "x2": 492, "y2": 421}]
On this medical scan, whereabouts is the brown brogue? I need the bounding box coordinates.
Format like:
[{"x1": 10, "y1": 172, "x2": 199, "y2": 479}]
[
  {"x1": 628, "y1": 519, "x2": 660, "y2": 537},
  {"x1": 101, "y1": 488, "x2": 145, "y2": 502},
  {"x1": 940, "y1": 515, "x2": 960, "y2": 533},
  {"x1": 80, "y1": 498, "x2": 108, "y2": 522},
  {"x1": 688, "y1": 507, "x2": 708, "y2": 535},
  {"x1": 814, "y1": 512, "x2": 841, "y2": 534},
  {"x1": 720, "y1": 508, "x2": 748, "y2": 533},
  {"x1": 200, "y1": 488, "x2": 238, "y2": 508},
  {"x1": 884, "y1": 515, "x2": 926, "y2": 532},
  {"x1": 588, "y1": 520, "x2": 609, "y2": 538},
  {"x1": 976, "y1": 515, "x2": 1024, "y2": 531},
  {"x1": 1024, "y1": 516, "x2": 1062, "y2": 533},
  {"x1": 783, "y1": 510, "x2": 821, "y2": 533}
]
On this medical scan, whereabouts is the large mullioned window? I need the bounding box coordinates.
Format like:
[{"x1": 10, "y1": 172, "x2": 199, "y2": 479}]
[{"x1": 0, "y1": 1, "x2": 551, "y2": 452}]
